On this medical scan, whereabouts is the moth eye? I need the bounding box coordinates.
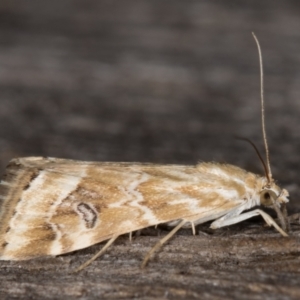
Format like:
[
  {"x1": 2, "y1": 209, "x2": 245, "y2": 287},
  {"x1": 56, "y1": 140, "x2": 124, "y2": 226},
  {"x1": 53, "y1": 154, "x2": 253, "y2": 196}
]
[{"x1": 260, "y1": 190, "x2": 273, "y2": 206}]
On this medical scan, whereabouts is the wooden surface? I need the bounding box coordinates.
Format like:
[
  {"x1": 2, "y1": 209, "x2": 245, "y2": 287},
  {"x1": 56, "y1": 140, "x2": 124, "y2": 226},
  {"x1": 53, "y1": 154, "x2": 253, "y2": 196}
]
[{"x1": 0, "y1": 1, "x2": 300, "y2": 299}]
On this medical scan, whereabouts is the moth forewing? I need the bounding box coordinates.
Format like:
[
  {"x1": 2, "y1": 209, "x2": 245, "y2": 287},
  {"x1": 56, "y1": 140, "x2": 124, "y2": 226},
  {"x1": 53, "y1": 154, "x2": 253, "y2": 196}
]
[{"x1": 0, "y1": 156, "x2": 288, "y2": 264}]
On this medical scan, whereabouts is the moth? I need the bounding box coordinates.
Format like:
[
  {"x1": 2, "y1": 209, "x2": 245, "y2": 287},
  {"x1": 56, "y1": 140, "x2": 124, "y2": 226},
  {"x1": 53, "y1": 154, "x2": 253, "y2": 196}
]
[{"x1": 0, "y1": 34, "x2": 290, "y2": 270}]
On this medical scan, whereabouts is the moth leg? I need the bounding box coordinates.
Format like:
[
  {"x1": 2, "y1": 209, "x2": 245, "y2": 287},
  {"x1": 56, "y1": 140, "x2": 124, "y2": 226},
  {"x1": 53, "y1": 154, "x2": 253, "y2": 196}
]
[
  {"x1": 141, "y1": 219, "x2": 187, "y2": 268},
  {"x1": 210, "y1": 209, "x2": 288, "y2": 237},
  {"x1": 191, "y1": 221, "x2": 196, "y2": 236},
  {"x1": 269, "y1": 196, "x2": 288, "y2": 232},
  {"x1": 73, "y1": 235, "x2": 119, "y2": 273},
  {"x1": 129, "y1": 232, "x2": 132, "y2": 242},
  {"x1": 281, "y1": 202, "x2": 291, "y2": 232},
  {"x1": 285, "y1": 212, "x2": 300, "y2": 224}
]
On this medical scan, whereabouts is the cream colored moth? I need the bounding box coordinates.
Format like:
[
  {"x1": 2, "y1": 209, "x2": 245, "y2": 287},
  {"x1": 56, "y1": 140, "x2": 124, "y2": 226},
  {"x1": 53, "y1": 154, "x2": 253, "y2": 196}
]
[{"x1": 0, "y1": 34, "x2": 289, "y2": 271}]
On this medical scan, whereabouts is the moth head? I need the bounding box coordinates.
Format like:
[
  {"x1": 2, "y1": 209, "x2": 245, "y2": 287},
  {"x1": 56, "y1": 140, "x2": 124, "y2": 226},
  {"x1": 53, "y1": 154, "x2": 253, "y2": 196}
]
[{"x1": 260, "y1": 184, "x2": 289, "y2": 208}]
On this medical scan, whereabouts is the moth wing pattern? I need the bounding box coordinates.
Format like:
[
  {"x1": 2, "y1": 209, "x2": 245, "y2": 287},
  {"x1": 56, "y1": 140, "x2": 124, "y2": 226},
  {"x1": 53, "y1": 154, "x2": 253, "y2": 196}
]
[{"x1": 0, "y1": 157, "x2": 255, "y2": 260}]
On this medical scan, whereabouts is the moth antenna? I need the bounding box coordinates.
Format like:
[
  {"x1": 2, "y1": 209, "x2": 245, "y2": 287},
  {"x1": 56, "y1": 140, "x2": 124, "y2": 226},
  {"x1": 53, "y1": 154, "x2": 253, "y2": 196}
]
[
  {"x1": 235, "y1": 136, "x2": 269, "y2": 181},
  {"x1": 252, "y1": 33, "x2": 288, "y2": 232},
  {"x1": 252, "y1": 32, "x2": 273, "y2": 183}
]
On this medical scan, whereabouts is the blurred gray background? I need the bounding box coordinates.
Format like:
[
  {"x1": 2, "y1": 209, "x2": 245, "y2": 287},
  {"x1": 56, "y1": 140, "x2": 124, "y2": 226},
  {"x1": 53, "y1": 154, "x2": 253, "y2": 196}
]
[{"x1": 1, "y1": 1, "x2": 300, "y2": 299}]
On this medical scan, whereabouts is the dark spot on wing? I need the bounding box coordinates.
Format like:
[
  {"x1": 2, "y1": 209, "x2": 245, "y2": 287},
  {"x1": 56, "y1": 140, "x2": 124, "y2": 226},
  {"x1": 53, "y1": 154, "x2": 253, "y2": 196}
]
[{"x1": 76, "y1": 202, "x2": 98, "y2": 229}]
